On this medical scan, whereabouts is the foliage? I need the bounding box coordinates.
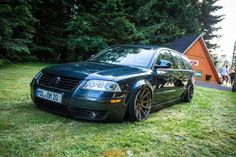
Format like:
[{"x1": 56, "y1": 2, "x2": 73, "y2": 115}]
[
  {"x1": 67, "y1": 0, "x2": 141, "y2": 60},
  {"x1": 0, "y1": 63, "x2": 236, "y2": 156},
  {"x1": 197, "y1": 0, "x2": 224, "y2": 51},
  {"x1": 130, "y1": 0, "x2": 201, "y2": 45},
  {"x1": 0, "y1": 59, "x2": 5, "y2": 66},
  {"x1": 31, "y1": 0, "x2": 74, "y2": 62},
  {"x1": 0, "y1": 0, "x2": 36, "y2": 60},
  {"x1": 0, "y1": 0, "x2": 223, "y2": 63},
  {"x1": 210, "y1": 53, "x2": 219, "y2": 67}
]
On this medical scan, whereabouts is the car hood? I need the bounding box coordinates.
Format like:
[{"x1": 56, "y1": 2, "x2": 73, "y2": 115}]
[{"x1": 42, "y1": 62, "x2": 150, "y2": 81}]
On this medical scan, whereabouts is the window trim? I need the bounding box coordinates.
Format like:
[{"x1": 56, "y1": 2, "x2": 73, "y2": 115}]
[
  {"x1": 154, "y1": 49, "x2": 175, "y2": 69},
  {"x1": 151, "y1": 48, "x2": 193, "y2": 71}
]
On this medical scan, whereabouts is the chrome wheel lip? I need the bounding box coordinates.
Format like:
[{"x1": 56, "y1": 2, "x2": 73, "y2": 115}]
[{"x1": 134, "y1": 87, "x2": 152, "y2": 121}]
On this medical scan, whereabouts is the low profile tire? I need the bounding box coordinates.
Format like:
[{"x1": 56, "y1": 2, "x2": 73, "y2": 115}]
[
  {"x1": 183, "y1": 83, "x2": 194, "y2": 102},
  {"x1": 128, "y1": 87, "x2": 152, "y2": 121}
]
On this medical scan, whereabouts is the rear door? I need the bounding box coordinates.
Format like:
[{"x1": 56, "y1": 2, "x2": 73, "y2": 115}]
[{"x1": 170, "y1": 51, "x2": 189, "y2": 97}]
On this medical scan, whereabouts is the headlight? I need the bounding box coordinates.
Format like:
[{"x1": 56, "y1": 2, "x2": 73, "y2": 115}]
[
  {"x1": 83, "y1": 80, "x2": 121, "y2": 92},
  {"x1": 34, "y1": 71, "x2": 42, "y2": 80}
]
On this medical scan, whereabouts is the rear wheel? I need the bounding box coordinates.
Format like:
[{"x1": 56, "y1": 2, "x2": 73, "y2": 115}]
[
  {"x1": 128, "y1": 87, "x2": 152, "y2": 121},
  {"x1": 183, "y1": 83, "x2": 194, "y2": 102}
]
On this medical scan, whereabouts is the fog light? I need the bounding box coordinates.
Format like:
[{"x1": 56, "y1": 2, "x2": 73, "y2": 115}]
[
  {"x1": 89, "y1": 112, "x2": 96, "y2": 119},
  {"x1": 110, "y1": 99, "x2": 122, "y2": 103}
]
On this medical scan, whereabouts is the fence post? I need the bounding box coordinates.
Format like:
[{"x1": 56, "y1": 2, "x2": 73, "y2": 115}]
[{"x1": 232, "y1": 66, "x2": 236, "y2": 92}]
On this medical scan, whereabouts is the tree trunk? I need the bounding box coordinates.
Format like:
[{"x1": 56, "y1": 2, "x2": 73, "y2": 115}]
[{"x1": 232, "y1": 68, "x2": 236, "y2": 92}]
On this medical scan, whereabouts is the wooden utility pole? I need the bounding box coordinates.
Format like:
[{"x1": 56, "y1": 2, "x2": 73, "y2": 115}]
[
  {"x1": 231, "y1": 42, "x2": 236, "y2": 92},
  {"x1": 232, "y1": 66, "x2": 236, "y2": 92},
  {"x1": 231, "y1": 41, "x2": 236, "y2": 67}
]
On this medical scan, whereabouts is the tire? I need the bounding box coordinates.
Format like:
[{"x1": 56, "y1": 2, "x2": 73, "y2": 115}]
[
  {"x1": 128, "y1": 87, "x2": 152, "y2": 121},
  {"x1": 183, "y1": 83, "x2": 194, "y2": 102}
]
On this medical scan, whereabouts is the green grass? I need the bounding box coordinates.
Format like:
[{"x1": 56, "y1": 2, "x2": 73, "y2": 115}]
[{"x1": 0, "y1": 63, "x2": 236, "y2": 157}]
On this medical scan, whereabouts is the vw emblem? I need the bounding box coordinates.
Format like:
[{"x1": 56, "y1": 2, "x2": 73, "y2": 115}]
[{"x1": 50, "y1": 76, "x2": 60, "y2": 86}]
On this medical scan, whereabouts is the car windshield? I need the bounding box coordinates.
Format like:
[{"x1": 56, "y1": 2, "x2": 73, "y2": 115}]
[{"x1": 88, "y1": 46, "x2": 156, "y2": 68}]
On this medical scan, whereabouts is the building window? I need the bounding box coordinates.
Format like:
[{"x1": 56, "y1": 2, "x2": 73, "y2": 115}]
[{"x1": 195, "y1": 71, "x2": 202, "y2": 78}]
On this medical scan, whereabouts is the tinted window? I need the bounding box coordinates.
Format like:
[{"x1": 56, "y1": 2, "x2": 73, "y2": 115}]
[
  {"x1": 182, "y1": 55, "x2": 193, "y2": 70},
  {"x1": 171, "y1": 51, "x2": 186, "y2": 69},
  {"x1": 156, "y1": 50, "x2": 174, "y2": 69},
  {"x1": 89, "y1": 46, "x2": 156, "y2": 68}
]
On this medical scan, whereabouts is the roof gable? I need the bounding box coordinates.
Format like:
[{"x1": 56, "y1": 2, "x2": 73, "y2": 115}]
[
  {"x1": 175, "y1": 35, "x2": 221, "y2": 84},
  {"x1": 170, "y1": 34, "x2": 200, "y2": 53}
]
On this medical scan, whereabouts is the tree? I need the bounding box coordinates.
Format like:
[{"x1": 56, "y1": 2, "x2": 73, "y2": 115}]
[
  {"x1": 124, "y1": 0, "x2": 201, "y2": 45},
  {"x1": 0, "y1": 0, "x2": 224, "y2": 63},
  {"x1": 197, "y1": 0, "x2": 224, "y2": 51},
  {"x1": 0, "y1": 0, "x2": 36, "y2": 61},
  {"x1": 31, "y1": 0, "x2": 74, "y2": 62},
  {"x1": 67, "y1": 0, "x2": 141, "y2": 61}
]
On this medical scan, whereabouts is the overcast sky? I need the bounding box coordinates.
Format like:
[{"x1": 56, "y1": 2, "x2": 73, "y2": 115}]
[{"x1": 214, "y1": 0, "x2": 236, "y2": 61}]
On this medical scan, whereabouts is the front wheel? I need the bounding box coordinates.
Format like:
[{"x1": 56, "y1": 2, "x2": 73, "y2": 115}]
[
  {"x1": 183, "y1": 83, "x2": 194, "y2": 102},
  {"x1": 128, "y1": 87, "x2": 152, "y2": 121}
]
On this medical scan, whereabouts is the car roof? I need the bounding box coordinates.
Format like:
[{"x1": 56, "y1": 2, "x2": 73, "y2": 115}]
[
  {"x1": 112, "y1": 44, "x2": 185, "y2": 56},
  {"x1": 112, "y1": 44, "x2": 160, "y2": 50},
  {"x1": 110, "y1": 44, "x2": 188, "y2": 57}
]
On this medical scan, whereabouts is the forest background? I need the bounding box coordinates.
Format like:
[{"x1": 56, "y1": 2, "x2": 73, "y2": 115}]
[{"x1": 0, "y1": 0, "x2": 223, "y2": 65}]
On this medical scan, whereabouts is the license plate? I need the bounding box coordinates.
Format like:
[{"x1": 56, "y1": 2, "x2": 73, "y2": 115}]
[{"x1": 36, "y1": 88, "x2": 62, "y2": 103}]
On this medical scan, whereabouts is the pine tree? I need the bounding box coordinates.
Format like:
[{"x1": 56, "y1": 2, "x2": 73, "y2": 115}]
[
  {"x1": 0, "y1": 0, "x2": 36, "y2": 61},
  {"x1": 197, "y1": 0, "x2": 224, "y2": 51},
  {"x1": 31, "y1": 0, "x2": 74, "y2": 62},
  {"x1": 67, "y1": 0, "x2": 141, "y2": 61},
  {"x1": 125, "y1": 0, "x2": 201, "y2": 45},
  {"x1": 0, "y1": 0, "x2": 224, "y2": 63}
]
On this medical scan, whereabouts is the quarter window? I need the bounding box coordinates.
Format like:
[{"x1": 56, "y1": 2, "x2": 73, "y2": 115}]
[{"x1": 182, "y1": 55, "x2": 193, "y2": 70}]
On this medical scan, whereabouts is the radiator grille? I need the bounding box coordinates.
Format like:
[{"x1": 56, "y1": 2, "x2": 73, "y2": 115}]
[{"x1": 38, "y1": 73, "x2": 81, "y2": 90}]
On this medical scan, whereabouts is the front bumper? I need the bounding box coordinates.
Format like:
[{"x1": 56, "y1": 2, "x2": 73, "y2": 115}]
[{"x1": 30, "y1": 79, "x2": 128, "y2": 122}]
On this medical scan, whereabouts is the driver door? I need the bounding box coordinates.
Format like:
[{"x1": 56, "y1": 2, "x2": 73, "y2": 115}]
[{"x1": 153, "y1": 50, "x2": 177, "y2": 104}]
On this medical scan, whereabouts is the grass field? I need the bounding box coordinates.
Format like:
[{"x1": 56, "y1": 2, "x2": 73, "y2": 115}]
[{"x1": 0, "y1": 63, "x2": 236, "y2": 157}]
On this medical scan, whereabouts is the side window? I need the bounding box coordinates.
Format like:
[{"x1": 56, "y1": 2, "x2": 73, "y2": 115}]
[
  {"x1": 171, "y1": 51, "x2": 186, "y2": 69},
  {"x1": 156, "y1": 50, "x2": 174, "y2": 69},
  {"x1": 182, "y1": 55, "x2": 193, "y2": 70}
]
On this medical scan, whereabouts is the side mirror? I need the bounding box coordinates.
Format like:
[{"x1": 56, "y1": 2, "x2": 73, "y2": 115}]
[{"x1": 154, "y1": 60, "x2": 172, "y2": 69}]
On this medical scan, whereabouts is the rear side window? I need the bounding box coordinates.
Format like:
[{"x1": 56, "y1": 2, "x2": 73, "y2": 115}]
[
  {"x1": 171, "y1": 51, "x2": 186, "y2": 69},
  {"x1": 182, "y1": 55, "x2": 193, "y2": 70}
]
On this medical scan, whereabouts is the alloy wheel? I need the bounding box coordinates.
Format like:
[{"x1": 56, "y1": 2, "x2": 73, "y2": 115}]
[{"x1": 134, "y1": 87, "x2": 152, "y2": 121}]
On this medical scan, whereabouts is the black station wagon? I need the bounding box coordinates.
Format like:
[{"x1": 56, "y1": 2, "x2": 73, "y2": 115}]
[{"x1": 30, "y1": 45, "x2": 194, "y2": 122}]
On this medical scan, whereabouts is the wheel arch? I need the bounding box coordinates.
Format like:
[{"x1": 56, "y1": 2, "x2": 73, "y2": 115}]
[
  {"x1": 130, "y1": 79, "x2": 153, "y2": 97},
  {"x1": 125, "y1": 79, "x2": 153, "y2": 110},
  {"x1": 124, "y1": 79, "x2": 153, "y2": 121}
]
